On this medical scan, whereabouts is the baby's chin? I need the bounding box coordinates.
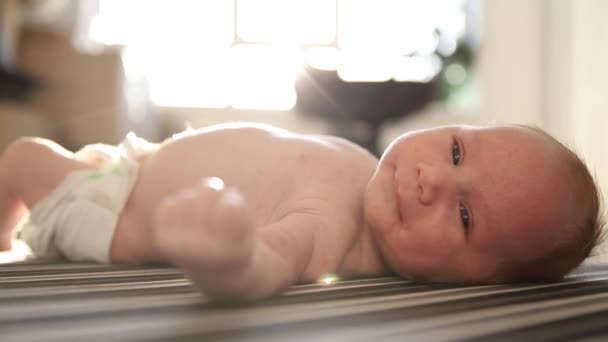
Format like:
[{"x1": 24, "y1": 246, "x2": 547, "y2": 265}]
[
  {"x1": 362, "y1": 182, "x2": 386, "y2": 231},
  {"x1": 363, "y1": 184, "x2": 402, "y2": 238}
]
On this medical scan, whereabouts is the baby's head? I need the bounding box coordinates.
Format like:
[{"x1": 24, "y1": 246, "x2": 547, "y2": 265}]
[{"x1": 364, "y1": 124, "x2": 604, "y2": 284}]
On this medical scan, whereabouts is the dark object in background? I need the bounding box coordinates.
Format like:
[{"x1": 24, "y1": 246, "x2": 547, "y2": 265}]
[
  {"x1": 0, "y1": 66, "x2": 38, "y2": 101},
  {"x1": 295, "y1": 66, "x2": 438, "y2": 156}
]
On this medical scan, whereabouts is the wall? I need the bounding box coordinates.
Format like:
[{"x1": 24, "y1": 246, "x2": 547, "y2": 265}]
[
  {"x1": 478, "y1": 0, "x2": 546, "y2": 126},
  {"x1": 18, "y1": 28, "x2": 127, "y2": 149},
  {"x1": 570, "y1": 0, "x2": 608, "y2": 201},
  {"x1": 0, "y1": 102, "x2": 56, "y2": 148}
]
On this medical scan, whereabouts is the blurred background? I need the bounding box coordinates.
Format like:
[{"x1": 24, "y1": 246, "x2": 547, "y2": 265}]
[{"x1": 1, "y1": 0, "x2": 607, "y2": 199}]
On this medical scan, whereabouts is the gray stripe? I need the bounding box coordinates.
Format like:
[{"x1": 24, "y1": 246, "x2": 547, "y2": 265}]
[{"x1": 1, "y1": 261, "x2": 608, "y2": 341}]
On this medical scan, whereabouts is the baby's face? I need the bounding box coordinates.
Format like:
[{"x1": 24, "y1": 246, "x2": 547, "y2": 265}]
[{"x1": 365, "y1": 125, "x2": 575, "y2": 283}]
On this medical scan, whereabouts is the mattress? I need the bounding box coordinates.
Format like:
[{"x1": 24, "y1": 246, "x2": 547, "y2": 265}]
[{"x1": 1, "y1": 260, "x2": 608, "y2": 341}]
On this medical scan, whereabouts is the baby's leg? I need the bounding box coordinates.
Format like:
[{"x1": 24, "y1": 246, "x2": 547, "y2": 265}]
[{"x1": 0, "y1": 137, "x2": 93, "y2": 250}]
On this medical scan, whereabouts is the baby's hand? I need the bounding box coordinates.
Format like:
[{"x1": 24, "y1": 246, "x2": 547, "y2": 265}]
[{"x1": 154, "y1": 177, "x2": 254, "y2": 272}]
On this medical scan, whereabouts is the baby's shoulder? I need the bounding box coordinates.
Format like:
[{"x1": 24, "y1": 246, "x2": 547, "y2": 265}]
[{"x1": 303, "y1": 134, "x2": 377, "y2": 162}]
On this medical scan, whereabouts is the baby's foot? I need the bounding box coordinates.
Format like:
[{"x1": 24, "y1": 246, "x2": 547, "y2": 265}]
[
  {"x1": 154, "y1": 177, "x2": 255, "y2": 273},
  {"x1": 0, "y1": 233, "x2": 12, "y2": 251},
  {"x1": 0, "y1": 196, "x2": 26, "y2": 251}
]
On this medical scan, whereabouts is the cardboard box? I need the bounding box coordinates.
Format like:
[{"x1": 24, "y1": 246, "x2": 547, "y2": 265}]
[{"x1": 18, "y1": 28, "x2": 127, "y2": 149}]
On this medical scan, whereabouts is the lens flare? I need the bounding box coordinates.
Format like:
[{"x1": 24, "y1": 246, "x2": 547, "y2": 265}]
[{"x1": 318, "y1": 274, "x2": 339, "y2": 285}]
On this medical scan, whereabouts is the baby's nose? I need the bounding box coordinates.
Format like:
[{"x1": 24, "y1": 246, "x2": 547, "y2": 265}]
[{"x1": 416, "y1": 162, "x2": 445, "y2": 205}]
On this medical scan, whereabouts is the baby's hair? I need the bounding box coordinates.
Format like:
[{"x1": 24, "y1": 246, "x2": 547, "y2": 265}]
[{"x1": 506, "y1": 124, "x2": 606, "y2": 282}]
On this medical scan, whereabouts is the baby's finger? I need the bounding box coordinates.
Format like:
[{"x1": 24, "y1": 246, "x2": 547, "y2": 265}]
[{"x1": 171, "y1": 180, "x2": 222, "y2": 226}]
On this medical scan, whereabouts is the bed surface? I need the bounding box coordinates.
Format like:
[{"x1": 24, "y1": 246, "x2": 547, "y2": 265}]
[{"x1": 1, "y1": 260, "x2": 608, "y2": 341}]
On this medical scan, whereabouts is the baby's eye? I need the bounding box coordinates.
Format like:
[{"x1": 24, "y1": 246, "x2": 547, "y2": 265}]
[
  {"x1": 459, "y1": 204, "x2": 470, "y2": 232},
  {"x1": 452, "y1": 140, "x2": 461, "y2": 165}
]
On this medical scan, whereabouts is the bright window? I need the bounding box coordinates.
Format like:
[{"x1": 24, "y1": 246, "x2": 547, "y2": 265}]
[{"x1": 90, "y1": 0, "x2": 467, "y2": 110}]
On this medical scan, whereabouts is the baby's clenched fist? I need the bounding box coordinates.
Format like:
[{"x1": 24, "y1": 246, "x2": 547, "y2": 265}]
[{"x1": 154, "y1": 177, "x2": 255, "y2": 271}]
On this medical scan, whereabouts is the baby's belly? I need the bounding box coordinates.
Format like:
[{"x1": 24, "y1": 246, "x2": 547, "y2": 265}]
[
  {"x1": 124, "y1": 159, "x2": 186, "y2": 238},
  {"x1": 116, "y1": 128, "x2": 356, "y2": 260},
  {"x1": 122, "y1": 146, "x2": 261, "y2": 240},
  {"x1": 110, "y1": 151, "x2": 172, "y2": 263}
]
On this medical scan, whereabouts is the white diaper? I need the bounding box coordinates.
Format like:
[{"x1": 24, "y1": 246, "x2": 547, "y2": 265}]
[{"x1": 19, "y1": 133, "x2": 144, "y2": 263}]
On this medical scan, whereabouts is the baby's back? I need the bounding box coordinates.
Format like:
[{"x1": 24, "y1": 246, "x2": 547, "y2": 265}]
[{"x1": 123, "y1": 123, "x2": 378, "y2": 253}]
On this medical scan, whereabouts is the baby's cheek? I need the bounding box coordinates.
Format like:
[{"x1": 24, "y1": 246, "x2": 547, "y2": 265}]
[{"x1": 412, "y1": 223, "x2": 464, "y2": 258}]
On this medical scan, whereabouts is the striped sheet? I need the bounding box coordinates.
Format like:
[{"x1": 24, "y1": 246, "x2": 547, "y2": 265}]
[{"x1": 1, "y1": 261, "x2": 608, "y2": 341}]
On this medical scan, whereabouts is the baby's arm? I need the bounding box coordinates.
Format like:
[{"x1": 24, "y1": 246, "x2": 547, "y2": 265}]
[{"x1": 154, "y1": 178, "x2": 317, "y2": 301}]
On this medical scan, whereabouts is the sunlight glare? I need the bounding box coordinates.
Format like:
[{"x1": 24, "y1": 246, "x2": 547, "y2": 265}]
[
  {"x1": 306, "y1": 47, "x2": 340, "y2": 71},
  {"x1": 392, "y1": 55, "x2": 442, "y2": 82},
  {"x1": 92, "y1": 0, "x2": 234, "y2": 49},
  {"x1": 91, "y1": 0, "x2": 466, "y2": 109},
  {"x1": 237, "y1": 0, "x2": 336, "y2": 45},
  {"x1": 338, "y1": 0, "x2": 438, "y2": 55},
  {"x1": 318, "y1": 274, "x2": 339, "y2": 285},
  {"x1": 337, "y1": 52, "x2": 395, "y2": 82},
  {"x1": 147, "y1": 50, "x2": 231, "y2": 108},
  {"x1": 228, "y1": 44, "x2": 303, "y2": 110}
]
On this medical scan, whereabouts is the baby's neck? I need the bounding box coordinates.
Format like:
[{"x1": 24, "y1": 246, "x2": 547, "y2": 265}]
[{"x1": 338, "y1": 222, "x2": 388, "y2": 276}]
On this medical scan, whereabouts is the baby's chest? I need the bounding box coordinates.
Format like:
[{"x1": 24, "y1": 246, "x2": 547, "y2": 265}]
[
  {"x1": 255, "y1": 197, "x2": 362, "y2": 281},
  {"x1": 247, "y1": 183, "x2": 351, "y2": 231}
]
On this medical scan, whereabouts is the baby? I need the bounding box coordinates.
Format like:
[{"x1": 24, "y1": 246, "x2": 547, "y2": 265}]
[{"x1": 0, "y1": 122, "x2": 603, "y2": 301}]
